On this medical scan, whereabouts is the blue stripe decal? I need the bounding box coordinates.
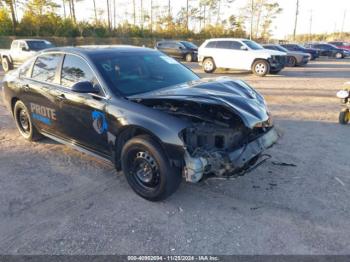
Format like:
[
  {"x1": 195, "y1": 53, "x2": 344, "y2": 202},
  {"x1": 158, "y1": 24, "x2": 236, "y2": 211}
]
[{"x1": 32, "y1": 113, "x2": 51, "y2": 125}]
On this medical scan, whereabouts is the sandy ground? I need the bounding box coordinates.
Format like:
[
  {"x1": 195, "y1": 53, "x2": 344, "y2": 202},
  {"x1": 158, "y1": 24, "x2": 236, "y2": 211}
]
[{"x1": 0, "y1": 58, "x2": 350, "y2": 255}]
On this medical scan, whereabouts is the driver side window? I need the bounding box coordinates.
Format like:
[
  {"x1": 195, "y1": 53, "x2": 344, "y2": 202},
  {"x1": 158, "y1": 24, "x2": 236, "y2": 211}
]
[{"x1": 61, "y1": 54, "x2": 97, "y2": 88}]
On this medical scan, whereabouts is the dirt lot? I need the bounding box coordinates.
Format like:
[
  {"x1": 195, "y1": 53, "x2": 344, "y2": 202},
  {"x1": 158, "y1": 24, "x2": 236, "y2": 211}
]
[{"x1": 0, "y1": 59, "x2": 350, "y2": 255}]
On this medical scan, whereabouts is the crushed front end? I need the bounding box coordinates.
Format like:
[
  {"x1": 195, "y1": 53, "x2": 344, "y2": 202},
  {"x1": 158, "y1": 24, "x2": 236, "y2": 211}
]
[{"x1": 130, "y1": 77, "x2": 279, "y2": 182}]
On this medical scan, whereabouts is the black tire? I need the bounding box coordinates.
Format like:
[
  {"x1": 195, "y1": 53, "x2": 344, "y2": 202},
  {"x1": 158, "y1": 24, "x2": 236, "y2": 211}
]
[
  {"x1": 202, "y1": 58, "x2": 216, "y2": 73},
  {"x1": 252, "y1": 60, "x2": 269, "y2": 77},
  {"x1": 185, "y1": 53, "x2": 193, "y2": 62},
  {"x1": 121, "y1": 135, "x2": 182, "y2": 201},
  {"x1": 287, "y1": 56, "x2": 297, "y2": 67},
  {"x1": 13, "y1": 100, "x2": 43, "y2": 141},
  {"x1": 339, "y1": 110, "x2": 349, "y2": 125},
  {"x1": 2, "y1": 57, "x2": 13, "y2": 72}
]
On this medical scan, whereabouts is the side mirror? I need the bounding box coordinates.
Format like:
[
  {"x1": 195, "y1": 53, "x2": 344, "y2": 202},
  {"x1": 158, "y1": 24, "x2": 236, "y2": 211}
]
[
  {"x1": 71, "y1": 81, "x2": 99, "y2": 94},
  {"x1": 240, "y1": 46, "x2": 248, "y2": 51},
  {"x1": 179, "y1": 46, "x2": 184, "y2": 50},
  {"x1": 21, "y1": 47, "x2": 28, "y2": 51}
]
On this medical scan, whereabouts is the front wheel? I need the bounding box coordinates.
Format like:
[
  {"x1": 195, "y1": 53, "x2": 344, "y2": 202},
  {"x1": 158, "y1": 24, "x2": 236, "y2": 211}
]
[
  {"x1": 339, "y1": 110, "x2": 350, "y2": 125},
  {"x1": 185, "y1": 53, "x2": 193, "y2": 62},
  {"x1": 121, "y1": 135, "x2": 182, "y2": 201},
  {"x1": 13, "y1": 100, "x2": 42, "y2": 141},
  {"x1": 335, "y1": 52, "x2": 343, "y2": 59},
  {"x1": 202, "y1": 58, "x2": 216, "y2": 73},
  {"x1": 252, "y1": 60, "x2": 269, "y2": 77}
]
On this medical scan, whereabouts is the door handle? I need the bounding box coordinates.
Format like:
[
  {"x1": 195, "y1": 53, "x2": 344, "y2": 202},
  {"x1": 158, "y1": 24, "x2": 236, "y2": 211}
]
[{"x1": 56, "y1": 94, "x2": 66, "y2": 101}]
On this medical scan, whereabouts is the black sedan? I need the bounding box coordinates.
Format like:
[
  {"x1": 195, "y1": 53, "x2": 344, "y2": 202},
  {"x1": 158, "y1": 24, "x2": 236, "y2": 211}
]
[
  {"x1": 281, "y1": 44, "x2": 320, "y2": 60},
  {"x1": 2, "y1": 46, "x2": 278, "y2": 200},
  {"x1": 304, "y1": 43, "x2": 345, "y2": 59}
]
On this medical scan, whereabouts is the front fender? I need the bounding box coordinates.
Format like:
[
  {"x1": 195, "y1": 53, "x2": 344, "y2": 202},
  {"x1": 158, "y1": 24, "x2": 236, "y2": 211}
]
[{"x1": 106, "y1": 98, "x2": 189, "y2": 147}]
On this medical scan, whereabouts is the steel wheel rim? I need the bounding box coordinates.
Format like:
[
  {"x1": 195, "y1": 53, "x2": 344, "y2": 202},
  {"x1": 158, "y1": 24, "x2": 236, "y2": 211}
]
[
  {"x1": 130, "y1": 151, "x2": 160, "y2": 189},
  {"x1": 336, "y1": 53, "x2": 342, "y2": 59},
  {"x1": 18, "y1": 108, "x2": 30, "y2": 134},
  {"x1": 186, "y1": 54, "x2": 192, "y2": 62}
]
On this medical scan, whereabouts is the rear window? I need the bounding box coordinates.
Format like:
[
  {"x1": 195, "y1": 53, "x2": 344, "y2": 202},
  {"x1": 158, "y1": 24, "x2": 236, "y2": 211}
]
[{"x1": 31, "y1": 54, "x2": 62, "y2": 83}]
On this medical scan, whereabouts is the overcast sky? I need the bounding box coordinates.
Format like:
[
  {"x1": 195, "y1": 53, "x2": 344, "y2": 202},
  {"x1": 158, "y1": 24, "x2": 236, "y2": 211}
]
[{"x1": 72, "y1": 0, "x2": 349, "y2": 39}]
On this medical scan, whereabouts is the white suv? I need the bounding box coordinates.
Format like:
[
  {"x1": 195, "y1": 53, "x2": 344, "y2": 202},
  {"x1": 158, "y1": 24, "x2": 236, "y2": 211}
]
[{"x1": 198, "y1": 38, "x2": 287, "y2": 76}]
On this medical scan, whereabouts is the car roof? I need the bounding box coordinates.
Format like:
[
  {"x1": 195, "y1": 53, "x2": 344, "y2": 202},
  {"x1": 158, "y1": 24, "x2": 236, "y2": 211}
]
[
  {"x1": 206, "y1": 38, "x2": 249, "y2": 42},
  {"x1": 41, "y1": 45, "x2": 157, "y2": 58},
  {"x1": 14, "y1": 39, "x2": 51, "y2": 42}
]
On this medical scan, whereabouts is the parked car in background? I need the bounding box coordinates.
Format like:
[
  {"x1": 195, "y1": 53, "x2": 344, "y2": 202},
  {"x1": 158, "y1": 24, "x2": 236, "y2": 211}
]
[
  {"x1": 198, "y1": 38, "x2": 286, "y2": 76},
  {"x1": 0, "y1": 39, "x2": 55, "y2": 72},
  {"x1": 328, "y1": 41, "x2": 350, "y2": 51},
  {"x1": 263, "y1": 44, "x2": 310, "y2": 67},
  {"x1": 155, "y1": 40, "x2": 198, "y2": 62},
  {"x1": 281, "y1": 44, "x2": 320, "y2": 60},
  {"x1": 304, "y1": 43, "x2": 346, "y2": 59}
]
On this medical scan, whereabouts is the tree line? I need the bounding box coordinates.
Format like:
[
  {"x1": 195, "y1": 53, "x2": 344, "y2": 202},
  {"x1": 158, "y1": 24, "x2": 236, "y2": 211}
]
[{"x1": 0, "y1": 0, "x2": 283, "y2": 41}]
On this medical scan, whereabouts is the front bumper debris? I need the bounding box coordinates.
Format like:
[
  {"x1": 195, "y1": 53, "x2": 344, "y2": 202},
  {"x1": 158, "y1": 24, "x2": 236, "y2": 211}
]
[{"x1": 184, "y1": 127, "x2": 279, "y2": 183}]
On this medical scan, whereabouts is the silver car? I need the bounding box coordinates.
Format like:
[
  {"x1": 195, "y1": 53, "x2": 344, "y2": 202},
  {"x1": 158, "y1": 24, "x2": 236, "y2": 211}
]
[{"x1": 263, "y1": 44, "x2": 311, "y2": 67}]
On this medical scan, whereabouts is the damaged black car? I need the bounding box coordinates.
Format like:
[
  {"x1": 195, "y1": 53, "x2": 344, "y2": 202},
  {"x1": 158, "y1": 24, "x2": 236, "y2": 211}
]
[{"x1": 2, "y1": 46, "x2": 278, "y2": 201}]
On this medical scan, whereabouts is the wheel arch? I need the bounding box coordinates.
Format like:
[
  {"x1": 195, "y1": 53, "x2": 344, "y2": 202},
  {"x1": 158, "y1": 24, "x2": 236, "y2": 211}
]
[{"x1": 112, "y1": 125, "x2": 184, "y2": 171}]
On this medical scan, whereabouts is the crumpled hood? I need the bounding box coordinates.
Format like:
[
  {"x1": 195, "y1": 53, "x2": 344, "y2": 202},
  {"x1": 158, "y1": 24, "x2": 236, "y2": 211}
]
[{"x1": 128, "y1": 77, "x2": 270, "y2": 129}]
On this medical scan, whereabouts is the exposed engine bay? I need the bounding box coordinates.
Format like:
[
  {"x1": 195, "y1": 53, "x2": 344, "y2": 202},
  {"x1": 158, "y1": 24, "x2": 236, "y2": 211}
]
[{"x1": 136, "y1": 98, "x2": 276, "y2": 182}]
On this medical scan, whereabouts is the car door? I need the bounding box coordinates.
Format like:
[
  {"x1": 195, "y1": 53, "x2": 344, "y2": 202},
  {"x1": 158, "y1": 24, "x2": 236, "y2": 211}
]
[
  {"x1": 21, "y1": 53, "x2": 64, "y2": 134},
  {"x1": 51, "y1": 54, "x2": 110, "y2": 155},
  {"x1": 215, "y1": 41, "x2": 245, "y2": 70}
]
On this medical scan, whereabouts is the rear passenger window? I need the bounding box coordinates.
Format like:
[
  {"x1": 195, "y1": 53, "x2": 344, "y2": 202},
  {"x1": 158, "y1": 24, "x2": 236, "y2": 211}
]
[
  {"x1": 216, "y1": 41, "x2": 235, "y2": 49},
  {"x1": 31, "y1": 54, "x2": 62, "y2": 83},
  {"x1": 205, "y1": 41, "x2": 217, "y2": 48},
  {"x1": 61, "y1": 54, "x2": 96, "y2": 88}
]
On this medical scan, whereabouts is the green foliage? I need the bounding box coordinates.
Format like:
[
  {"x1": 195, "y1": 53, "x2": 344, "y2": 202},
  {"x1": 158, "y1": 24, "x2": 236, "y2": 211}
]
[{"x1": 0, "y1": 7, "x2": 12, "y2": 35}]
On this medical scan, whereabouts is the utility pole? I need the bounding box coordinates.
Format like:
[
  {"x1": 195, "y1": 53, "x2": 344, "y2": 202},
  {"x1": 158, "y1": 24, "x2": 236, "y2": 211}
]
[
  {"x1": 309, "y1": 9, "x2": 313, "y2": 41},
  {"x1": 250, "y1": 0, "x2": 254, "y2": 40},
  {"x1": 62, "y1": 0, "x2": 66, "y2": 18},
  {"x1": 150, "y1": 0, "x2": 153, "y2": 32},
  {"x1": 341, "y1": 10, "x2": 347, "y2": 38},
  {"x1": 293, "y1": 0, "x2": 299, "y2": 40},
  {"x1": 113, "y1": 0, "x2": 116, "y2": 29},
  {"x1": 186, "y1": 0, "x2": 189, "y2": 32}
]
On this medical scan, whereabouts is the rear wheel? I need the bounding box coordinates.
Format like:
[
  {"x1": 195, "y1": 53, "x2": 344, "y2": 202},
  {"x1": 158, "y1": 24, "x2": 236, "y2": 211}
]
[
  {"x1": 252, "y1": 60, "x2": 269, "y2": 77},
  {"x1": 2, "y1": 57, "x2": 13, "y2": 72},
  {"x1": 185, "y1": 53, "x2": 193, "y2": 62},
  {"x1": 202, "y1": 58, "x2": 216, "y2": 73},
  {"x1": 121, "y1": 135, "x2": 182, "y2": 201},
  {"x1": 339, "y1": 110, "x2": 350, "y2": 125},
  {"x1": 13, "y1": 100, "x2": 42, "y2": 141},
  {"x1": 287, "y1": 56, "x2": 297, "y2": 67}
]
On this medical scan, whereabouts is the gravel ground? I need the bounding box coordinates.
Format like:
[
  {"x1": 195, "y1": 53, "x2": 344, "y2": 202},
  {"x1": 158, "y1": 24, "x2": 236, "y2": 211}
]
[{"x1": 0, "y1": 58, "x2": 350, "y2": 255}]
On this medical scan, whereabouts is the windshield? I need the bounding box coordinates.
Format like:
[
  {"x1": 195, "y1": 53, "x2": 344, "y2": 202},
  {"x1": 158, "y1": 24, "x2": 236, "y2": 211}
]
[
  {"x1": 274, "y1": 45, "x2": 288, "y2": 52},
  {"x1": 243, "y1": 40, "x2": 264, "y2": 50},
  {"x1": 296, "y1": 44, "x2": 307, "y2": 50},
  {"x1": 94, "y1": 51, "x2": 200, "y2": 96},
  {"x1": 180, "y1": 41, "x2": 198, "y2": 49},
  {"x1": 27, "y1": 41, "x2": 54, "y2": 51}
]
